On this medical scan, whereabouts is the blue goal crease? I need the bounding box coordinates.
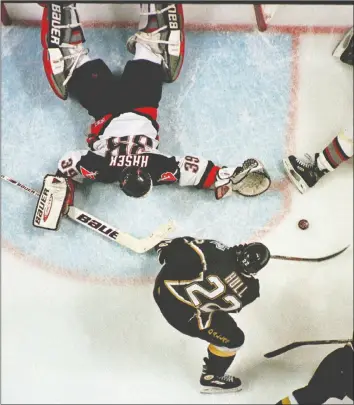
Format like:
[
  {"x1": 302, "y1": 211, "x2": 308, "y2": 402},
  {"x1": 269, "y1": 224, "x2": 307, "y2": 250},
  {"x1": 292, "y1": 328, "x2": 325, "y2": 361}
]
[{"x1": 1, "y1": 27, "x2": 293, "y2": 279}]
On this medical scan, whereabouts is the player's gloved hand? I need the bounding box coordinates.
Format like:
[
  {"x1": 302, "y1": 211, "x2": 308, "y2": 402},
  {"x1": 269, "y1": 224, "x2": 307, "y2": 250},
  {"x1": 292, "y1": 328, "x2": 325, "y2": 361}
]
[
  {"x1": 233, "y1": 244, "x2": 247, "y2": 257},
  {"x1": 214, "y1": 167, "x2": 243, "y2": 200}
]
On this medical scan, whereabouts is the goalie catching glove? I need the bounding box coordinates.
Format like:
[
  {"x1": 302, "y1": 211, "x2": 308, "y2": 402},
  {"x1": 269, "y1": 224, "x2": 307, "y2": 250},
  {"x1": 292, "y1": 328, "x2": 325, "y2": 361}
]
[
  {"x1": 33, "y1": 175, "x2": 75, "y2": 231},
  {"x1": 214, "y1": 158, "x2": 271, "y2": 199}
]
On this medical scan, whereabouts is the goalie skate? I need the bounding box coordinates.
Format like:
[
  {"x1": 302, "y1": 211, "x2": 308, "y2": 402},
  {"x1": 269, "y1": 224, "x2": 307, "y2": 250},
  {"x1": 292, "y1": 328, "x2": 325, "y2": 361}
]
[
  {"x1": 127, "y1": 4, "x2": 185, "y2": 82},
  {"x1": 40, "y1": 3, "x2": 89, "y2": 99}
]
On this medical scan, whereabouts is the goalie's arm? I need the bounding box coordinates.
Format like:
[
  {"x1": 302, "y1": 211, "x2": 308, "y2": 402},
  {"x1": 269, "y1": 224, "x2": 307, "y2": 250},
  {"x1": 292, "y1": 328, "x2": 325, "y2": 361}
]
[
  {"x1": 57, "y1": 147, "x2": 220, "y2": 190},
  {"x1": 57, "y1": 146, "x2": 271, "y2": 200}
]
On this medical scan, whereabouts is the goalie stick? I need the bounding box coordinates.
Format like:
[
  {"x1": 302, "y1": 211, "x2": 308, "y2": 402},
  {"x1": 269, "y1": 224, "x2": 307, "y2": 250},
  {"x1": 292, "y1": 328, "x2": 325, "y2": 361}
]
[
  {"x1": 270, "y1": 245, "x2": 349, "y2": 262},
  {"x1": 264, "y1": 339, "x2": 353, "y2": 358},
  {"x1": 1, "y1": 175, "x2": 176, "y2": 253}
]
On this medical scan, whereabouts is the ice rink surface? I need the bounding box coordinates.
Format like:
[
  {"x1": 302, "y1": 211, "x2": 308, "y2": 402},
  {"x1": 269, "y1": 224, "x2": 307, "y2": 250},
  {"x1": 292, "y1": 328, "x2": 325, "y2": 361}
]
[{"x1": 1, "y1": 6, "x2": 353, "y2": 405}]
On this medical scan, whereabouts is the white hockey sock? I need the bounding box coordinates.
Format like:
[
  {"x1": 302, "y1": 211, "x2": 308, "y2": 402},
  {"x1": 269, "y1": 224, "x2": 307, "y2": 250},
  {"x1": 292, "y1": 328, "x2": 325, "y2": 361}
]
[
  {"x1": 317, "y1": 128, "x2": 353, "y2": 172},
  {"x1": 317, "y1": 153, "x2": 335, "y2": 172},
  {"x1": 134, "y1": 42, "x2": 163, "y2": 65}
]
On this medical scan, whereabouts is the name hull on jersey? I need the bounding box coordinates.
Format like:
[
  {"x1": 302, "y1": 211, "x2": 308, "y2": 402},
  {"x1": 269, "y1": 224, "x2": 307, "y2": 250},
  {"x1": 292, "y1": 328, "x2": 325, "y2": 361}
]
[
  {"x1": 109, "y1": 155, "x2": 149, "y2": 167},
  {"x1": 224, "y1": 272, "x2": 247, "y2": 298},
  {"x1": 50, "y1": 4, "x2": 62, "y2": 46},
  {"x1": 76, "y1": 214, "x2": 119, "y2": 239}
]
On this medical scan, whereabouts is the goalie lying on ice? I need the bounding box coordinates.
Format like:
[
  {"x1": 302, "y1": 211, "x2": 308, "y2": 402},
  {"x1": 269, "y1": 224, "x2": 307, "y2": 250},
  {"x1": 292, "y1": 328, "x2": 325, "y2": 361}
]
[{"x1": 35, "y1": 2, "x2": 270, "y2": 226}]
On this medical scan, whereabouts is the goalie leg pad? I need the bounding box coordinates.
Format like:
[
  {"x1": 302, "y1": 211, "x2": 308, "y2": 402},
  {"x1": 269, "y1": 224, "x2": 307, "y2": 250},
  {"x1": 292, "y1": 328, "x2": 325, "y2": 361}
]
[
  {"x1": 127, "y1": 4, "x2": 185, "y2": 83},
  {"x1": 40, "y1": 3, "x2": 88, "y2": 99},
  {"x1": 33, "y1": 175, "x2": 70, "y2": 231}
]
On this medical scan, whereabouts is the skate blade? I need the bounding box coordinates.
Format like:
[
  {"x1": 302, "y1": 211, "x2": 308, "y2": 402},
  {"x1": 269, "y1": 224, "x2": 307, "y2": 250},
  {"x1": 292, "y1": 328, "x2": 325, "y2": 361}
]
[
  {"x1": 282, "y1": 158, "x2": 309, "y2": 194},
  {"x1": 332, "y1": 27, "x2": 353, "y2": 58},
  {"x1": 200, "y1": 386, "x2": 242, "y2": 394}
]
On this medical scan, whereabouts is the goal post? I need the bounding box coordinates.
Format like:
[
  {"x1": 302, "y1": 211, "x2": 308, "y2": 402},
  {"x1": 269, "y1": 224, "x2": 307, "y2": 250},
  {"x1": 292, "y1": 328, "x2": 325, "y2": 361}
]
[{"x1": 254, "y1": 4, "x2": 280, "y2": 31}]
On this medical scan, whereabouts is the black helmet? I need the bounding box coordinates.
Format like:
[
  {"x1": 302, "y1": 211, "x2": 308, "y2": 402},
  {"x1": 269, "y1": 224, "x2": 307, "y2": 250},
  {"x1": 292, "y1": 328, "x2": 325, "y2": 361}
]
[
  {"x1": 233, "y1": 242, "x2": 270, "y2": 274},
  {"x1": 119, "y1": 166, "x2": 152, "y2": 198}
]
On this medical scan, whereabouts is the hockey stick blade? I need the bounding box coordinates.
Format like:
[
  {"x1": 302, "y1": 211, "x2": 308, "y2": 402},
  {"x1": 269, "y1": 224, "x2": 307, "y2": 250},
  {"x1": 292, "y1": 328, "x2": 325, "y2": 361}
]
[
  {"x1": 270, "y1": 245, "x2": 349, "y2": 262},
  {"x1": 264, "y1": 339, "x2": 353, "y2": 358},
  {"x1": 2, "y1": 174, "x2": 176, "y2": 253}
]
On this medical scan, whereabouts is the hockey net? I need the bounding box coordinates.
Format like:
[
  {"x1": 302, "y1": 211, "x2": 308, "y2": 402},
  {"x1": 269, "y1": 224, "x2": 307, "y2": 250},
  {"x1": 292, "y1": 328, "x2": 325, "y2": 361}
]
[{"x1": 254, "y1": 4, "x2": 281, "y2": 32}]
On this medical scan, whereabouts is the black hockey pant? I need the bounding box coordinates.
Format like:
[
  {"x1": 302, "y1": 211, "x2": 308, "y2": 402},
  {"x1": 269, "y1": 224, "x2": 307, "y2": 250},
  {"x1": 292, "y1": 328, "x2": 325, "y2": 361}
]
[
  {"x1": 67, "y1": 58, "x2": 164, "y2": 120},
  {"x1": 153, "y1": 285, "x2": 245, "y2": 349}
]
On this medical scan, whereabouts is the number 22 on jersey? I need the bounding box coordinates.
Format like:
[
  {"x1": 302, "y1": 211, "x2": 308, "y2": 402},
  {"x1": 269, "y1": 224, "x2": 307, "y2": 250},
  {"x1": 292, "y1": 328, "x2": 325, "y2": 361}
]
[{"x1": 165, "y1": 274, "x2": 242, "y2": 313}]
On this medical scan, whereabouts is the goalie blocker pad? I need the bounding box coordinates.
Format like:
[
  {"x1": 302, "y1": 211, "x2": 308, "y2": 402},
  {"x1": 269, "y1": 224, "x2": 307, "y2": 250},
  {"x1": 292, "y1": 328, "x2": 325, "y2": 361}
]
[{"x1": 33, "y1": 175, "x2": 69, "y2": 231}]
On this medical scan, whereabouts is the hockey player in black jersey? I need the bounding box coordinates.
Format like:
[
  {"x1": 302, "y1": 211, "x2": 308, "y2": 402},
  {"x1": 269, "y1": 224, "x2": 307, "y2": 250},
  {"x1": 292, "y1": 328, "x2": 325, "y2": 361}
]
[
  {"x1": 153, "y1": 237, "x2": 271, "y2": 393},
  {"x1": 35, "y1": 3, "x2": 271, "y2": 230},
  {"x1": 276, "y1": 337, "x2": 353, "y2": 404}
]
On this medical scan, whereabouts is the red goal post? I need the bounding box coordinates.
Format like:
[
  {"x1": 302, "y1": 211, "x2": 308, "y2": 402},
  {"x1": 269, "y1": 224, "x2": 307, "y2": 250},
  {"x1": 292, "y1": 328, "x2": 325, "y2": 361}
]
[
  {"x1": 1, "y1": 3, "x2": 12, "y2": 26},
  {"x1": 254, "y1": 4, "x2": 280, "y2": 31}
]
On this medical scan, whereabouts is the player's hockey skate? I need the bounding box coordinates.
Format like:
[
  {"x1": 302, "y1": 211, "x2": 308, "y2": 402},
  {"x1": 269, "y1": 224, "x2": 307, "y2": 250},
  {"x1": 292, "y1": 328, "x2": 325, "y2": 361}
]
[
  {"x1": 200, "y1": 358, "x2": 242, "y2": 394},
  {"x1": 40, "y1": 3, "x2": 89, "y2": 99},
  {"x1": 214, "y1": 158, "x2": 271, "y2": 199},
  {"x1": 332, "y1": 27, "x2": 353, "y2": 66},
  {"x1": 127, "y1": 4, "x2": 185, "y2": 82},
  {"x1": 283, "y1": 153, "x2": 328, "y2": 194}
]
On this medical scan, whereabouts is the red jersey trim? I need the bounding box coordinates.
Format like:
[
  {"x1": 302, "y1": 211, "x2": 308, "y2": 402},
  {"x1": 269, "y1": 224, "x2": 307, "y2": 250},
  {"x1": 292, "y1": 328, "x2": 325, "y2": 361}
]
[
  {"x1": 203, "y1": 165, "x2": 220, "y2": 189},
  {"x1": 133, "y1": 107, "x2": 158, "y2": 121}
]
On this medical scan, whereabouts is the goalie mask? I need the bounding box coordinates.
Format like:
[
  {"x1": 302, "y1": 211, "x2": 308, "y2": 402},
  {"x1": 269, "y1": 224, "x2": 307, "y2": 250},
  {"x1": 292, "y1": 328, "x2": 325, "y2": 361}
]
[
  {"x1": 119, "y1": 166, "x2": 153, "y2": 198},
  {"x1": 233, "y1": 242, "x2": 270, "y2": 275}
]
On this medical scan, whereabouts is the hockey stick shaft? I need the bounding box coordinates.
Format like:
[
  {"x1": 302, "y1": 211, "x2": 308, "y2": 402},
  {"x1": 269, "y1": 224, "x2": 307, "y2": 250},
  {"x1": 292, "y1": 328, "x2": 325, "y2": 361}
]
[
  {"x1": 2, "y1": 175, "x2": 175, "y2": 253},
  {"x1": 264, "y1": 339, "x2": 352, "y2": 358},
  {"x1": 270, "y1": 245, "x2": 349, "y2": 262}
]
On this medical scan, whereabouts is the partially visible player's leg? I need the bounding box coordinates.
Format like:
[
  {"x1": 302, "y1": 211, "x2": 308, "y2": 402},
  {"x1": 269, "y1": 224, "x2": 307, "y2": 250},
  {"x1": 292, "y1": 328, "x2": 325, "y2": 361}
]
[
  {"x1": 116, "y1": 3, "x2": 185, "y2": 122},
  {"x1": 197, "y1": 311, "x2": 244, "y2": 394},
  {"x1": 283, "y1": 128, "x2": 353, "y2": 193},
  {"x1": 333, "y1": 27, "x2": 353, "y2": 66},
  {"x1": 277, "y1": 344, "x2": 354, "y2": 404},
  {"x1": 317, "y1": 128, "x2": 353, "y2": 172},
  {"x1": 283, "y1": 29, "x2": 353, "y2": 194},
  {"x1": 153, "y1": 284, "x2": 243, "y2": 393}
]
